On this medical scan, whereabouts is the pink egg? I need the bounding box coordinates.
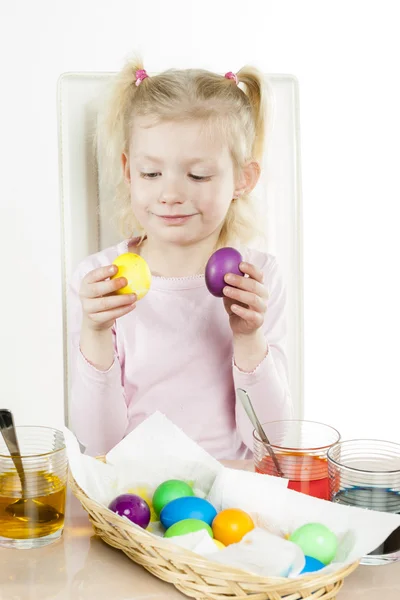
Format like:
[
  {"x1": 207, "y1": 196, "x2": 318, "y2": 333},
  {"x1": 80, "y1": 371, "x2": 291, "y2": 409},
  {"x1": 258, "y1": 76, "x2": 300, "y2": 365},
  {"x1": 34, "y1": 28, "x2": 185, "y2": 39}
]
[{"x1": 205, "y1": 247, "x2": 243, "y2": 297}]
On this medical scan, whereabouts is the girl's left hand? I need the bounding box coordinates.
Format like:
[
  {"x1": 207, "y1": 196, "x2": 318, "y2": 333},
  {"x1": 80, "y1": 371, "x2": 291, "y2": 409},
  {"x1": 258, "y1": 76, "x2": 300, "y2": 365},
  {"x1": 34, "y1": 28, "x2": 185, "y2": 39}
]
[{"x1": 223, "y1": 262, "x2": 269, "y2": 336}]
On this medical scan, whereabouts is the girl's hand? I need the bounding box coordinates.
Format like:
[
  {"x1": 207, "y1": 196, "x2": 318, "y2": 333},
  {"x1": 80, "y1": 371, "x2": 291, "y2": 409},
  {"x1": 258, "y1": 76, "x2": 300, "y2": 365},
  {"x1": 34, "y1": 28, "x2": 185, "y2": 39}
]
[
  {"x1": 222, "y1": 262, "x2": 268, "y2": 337},
  {"x1": 79, "y1": 265, "x2": 137, "y2": 332}
]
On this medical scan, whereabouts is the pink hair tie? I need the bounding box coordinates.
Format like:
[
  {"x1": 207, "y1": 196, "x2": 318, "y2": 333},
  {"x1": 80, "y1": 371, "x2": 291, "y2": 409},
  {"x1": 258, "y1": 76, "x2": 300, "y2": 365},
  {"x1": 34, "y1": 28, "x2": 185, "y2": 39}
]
[
  {"x1": 135, "y1": 69, "x2": 149, "y2": 87},
  {"x1": 224, "y1": 71, "x2": 238, "y2": 85}
]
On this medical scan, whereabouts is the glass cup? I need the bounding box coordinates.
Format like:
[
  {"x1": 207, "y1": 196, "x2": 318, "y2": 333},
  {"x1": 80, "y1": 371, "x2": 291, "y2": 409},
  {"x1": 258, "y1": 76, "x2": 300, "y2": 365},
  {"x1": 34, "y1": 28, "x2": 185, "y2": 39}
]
[
  {"x1": 0, "y1": 426, "x2": 67, "y2": 549},
  {"x1": 327, "y1": 439, "x2": 400, "y2": 565},
  {"x1": 253, "y1": 420, "x2": 341, "y2": 500}
]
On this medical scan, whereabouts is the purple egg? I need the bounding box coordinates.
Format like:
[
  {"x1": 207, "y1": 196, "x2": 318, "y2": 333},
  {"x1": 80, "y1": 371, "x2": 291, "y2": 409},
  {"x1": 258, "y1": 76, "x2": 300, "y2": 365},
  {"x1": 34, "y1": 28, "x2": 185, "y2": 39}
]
[
  {"x1": 108, "y1": 493, "x2": 151, "y2": 529},
  {"x1": 205, "y1": 247, "x2": 243, "y2": 297}
]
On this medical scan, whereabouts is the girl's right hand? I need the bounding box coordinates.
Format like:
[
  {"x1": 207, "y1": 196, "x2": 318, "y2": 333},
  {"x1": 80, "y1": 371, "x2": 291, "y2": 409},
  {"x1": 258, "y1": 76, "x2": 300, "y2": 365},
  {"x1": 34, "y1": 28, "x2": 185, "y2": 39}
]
[{"x1": 79, "y1": 265, "x2": 137, "y2": 331}]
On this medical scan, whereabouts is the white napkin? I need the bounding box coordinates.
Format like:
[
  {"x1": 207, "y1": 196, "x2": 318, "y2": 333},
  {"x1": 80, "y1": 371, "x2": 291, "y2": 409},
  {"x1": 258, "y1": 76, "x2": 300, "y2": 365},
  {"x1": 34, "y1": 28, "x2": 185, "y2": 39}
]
[{"x1": 64, "y1": 412, "x2": 400, "y2": 579}]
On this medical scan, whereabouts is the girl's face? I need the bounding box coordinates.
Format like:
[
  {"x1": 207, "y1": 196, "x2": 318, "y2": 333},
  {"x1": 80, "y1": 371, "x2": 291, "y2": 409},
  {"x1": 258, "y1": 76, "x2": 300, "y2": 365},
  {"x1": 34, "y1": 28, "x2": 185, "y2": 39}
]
[{"x1": 122, "y1": 118, "x2": 240, "y2": 247}]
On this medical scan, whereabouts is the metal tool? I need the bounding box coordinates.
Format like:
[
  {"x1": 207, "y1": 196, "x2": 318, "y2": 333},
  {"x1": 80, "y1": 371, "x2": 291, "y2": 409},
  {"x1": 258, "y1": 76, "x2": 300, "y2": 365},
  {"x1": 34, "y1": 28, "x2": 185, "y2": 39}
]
[
  {"x1": 0, "y1": 409, "x2": 59, "y2": 523},
  {"x1": 237, "y1": 388, "x2": 284, "y2": 477}
]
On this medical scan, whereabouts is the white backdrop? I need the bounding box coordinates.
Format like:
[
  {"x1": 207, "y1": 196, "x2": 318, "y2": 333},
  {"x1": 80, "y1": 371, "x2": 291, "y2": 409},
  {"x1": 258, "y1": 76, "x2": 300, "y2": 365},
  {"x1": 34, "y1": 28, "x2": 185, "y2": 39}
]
[{"x1": 1, "y1": 0, "x2": 399, "y2": 443}]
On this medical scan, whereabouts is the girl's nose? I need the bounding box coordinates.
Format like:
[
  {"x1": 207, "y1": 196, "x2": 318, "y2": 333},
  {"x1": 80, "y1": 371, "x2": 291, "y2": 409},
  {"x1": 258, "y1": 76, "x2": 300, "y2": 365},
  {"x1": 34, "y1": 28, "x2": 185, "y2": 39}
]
[
  {"x1": 159, "y1": 177, "x2": 185, "y2": 204},
  {"x1": 159, "y1": 189, "x2": 184, "y2": 204}
]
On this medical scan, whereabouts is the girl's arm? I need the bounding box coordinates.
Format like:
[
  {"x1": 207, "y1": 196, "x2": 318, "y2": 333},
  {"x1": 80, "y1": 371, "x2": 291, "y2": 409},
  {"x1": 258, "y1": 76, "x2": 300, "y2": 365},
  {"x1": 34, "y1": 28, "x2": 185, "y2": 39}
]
[
  {"x1": 232, "y1": 257, "x2": 294, "y2": 450},
  {"x1": 67, "y1": 264, "x2": 129, "y2": 456}
]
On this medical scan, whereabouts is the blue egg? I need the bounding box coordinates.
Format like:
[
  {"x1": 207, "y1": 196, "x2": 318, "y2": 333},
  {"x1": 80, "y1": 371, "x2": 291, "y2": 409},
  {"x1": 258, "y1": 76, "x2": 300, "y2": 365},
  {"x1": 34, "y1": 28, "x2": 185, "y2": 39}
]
[
  {"x1": 160, "y1": 497, "x2": 217, "y2": 529},
  {"x1": 300, "y1": 555, "x2": 326, "y2": 574}
]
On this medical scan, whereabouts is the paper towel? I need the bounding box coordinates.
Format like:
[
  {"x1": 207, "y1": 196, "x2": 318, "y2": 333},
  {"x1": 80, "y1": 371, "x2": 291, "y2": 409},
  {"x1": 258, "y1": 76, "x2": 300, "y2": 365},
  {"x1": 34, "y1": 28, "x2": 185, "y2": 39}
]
[{"x1": 64, "y1": 412, "x2": 400, "y2": 579}]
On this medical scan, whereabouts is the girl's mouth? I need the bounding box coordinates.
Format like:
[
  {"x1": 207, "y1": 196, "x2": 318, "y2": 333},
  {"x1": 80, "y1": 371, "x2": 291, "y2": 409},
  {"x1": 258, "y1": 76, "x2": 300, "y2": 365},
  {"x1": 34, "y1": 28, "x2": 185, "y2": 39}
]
[{"x1": 156, "y1": 214, "x2": 197, "y2": 225}]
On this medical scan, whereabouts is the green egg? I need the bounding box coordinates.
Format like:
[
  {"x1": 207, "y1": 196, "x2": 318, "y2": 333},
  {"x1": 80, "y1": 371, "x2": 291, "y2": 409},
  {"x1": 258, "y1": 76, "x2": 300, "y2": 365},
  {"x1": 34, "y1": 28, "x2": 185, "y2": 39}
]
[
  {"x1": 152, "y1": 479, "x2": 194, "y2": 517},
  {"x1": 289, "y1": 523, "x2": 337, "y2": 565},
  {"x1": 164, "y1": 519, "x2": 214, "y2": 539}
]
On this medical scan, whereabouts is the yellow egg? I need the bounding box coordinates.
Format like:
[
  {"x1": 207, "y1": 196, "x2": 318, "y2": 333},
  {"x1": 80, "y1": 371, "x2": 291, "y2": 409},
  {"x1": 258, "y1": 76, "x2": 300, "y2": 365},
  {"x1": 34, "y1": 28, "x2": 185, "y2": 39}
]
[
  {"x1": 213, "y1": 539, "x2": 225, "y2": 550},
  {"x1": 112, "y1": 253, "x2": 151, "y2": 299}
]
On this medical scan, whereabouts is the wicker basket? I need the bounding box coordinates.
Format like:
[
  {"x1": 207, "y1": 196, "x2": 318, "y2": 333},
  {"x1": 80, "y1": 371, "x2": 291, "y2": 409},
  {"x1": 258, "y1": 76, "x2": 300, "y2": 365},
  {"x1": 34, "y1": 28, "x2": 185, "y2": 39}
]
[{"x1": 69, "y1": 466, "x2": 360, "y2": 600}]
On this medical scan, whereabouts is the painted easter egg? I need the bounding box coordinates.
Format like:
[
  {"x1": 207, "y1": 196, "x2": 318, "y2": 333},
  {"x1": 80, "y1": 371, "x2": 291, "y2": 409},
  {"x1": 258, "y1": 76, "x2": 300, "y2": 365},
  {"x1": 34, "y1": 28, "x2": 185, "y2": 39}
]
[
  {"x1": 205, "y1": 247, "x2": 243, "y2": 297},
  {"x1": 289, "y1": 523, "x2": 337, "y2": 565},
  {"x1": 164, "y1": 518, "x2": 213, "y2": 539},
  {"x1": 127, "y1": 486, "x2": 157, "y2": 522},
  {"x1": 300, "y1": 555, "x2": 326, "y2": 574},
  {"x1": 160, "y1": 497, "x2": 217, "y2": 529},
  {"x1": 111, "y1": 253, "x2": 151, "y2": 299},
  {"x1": 211, "y1": 508, "x2": 255, "y2": 546},
  {"x1": 152, "y1": 479, "x2": 194, "y2": 517},
  {"x1": 213, "y1": 539, "x2": 226, "y2": 550},
  {"x1": 108, "y1": 493, "x2": 151, "y2": 529}
]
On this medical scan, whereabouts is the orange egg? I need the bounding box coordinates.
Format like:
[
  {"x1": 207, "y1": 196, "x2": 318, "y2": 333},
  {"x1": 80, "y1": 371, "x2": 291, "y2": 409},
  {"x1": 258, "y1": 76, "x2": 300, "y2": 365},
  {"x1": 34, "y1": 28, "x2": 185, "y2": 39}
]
[{"x1": 212, "y1": 508, "x2": 255, "y2": 546}]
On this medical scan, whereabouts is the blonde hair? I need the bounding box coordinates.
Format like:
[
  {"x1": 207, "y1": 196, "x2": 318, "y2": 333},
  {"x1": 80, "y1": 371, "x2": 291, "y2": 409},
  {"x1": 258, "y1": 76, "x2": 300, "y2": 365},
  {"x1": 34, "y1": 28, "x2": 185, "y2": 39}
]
[{"x1": 95, "y1": 54, "x2": 273, "y2": 248}]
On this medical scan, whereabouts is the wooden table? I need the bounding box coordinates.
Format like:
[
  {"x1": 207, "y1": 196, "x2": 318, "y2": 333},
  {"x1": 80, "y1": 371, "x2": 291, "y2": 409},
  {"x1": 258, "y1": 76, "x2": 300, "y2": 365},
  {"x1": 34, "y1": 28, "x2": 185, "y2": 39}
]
[{"x1": 0, "y1": 467, "x2": 399, "y2": 599}]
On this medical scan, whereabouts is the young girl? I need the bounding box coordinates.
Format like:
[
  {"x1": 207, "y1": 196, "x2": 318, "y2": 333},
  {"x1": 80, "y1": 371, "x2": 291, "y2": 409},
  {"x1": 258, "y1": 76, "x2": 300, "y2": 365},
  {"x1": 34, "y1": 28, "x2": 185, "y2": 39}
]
[{"x1": 68, "y1": 58, "x2": 293, "y2": 459}]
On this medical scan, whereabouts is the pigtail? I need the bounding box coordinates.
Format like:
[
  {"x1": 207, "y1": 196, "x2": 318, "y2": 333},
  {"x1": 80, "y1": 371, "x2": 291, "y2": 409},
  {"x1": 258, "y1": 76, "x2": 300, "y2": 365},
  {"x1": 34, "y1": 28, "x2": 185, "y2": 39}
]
[
  {"x1": 96, "y1": 54, "x2": 144, "y2": 179},
  {"x1": 236, "y1": 66, "x2": 272, "y2": 162},
  {"x1": 95, "y1": 54, "x2": 146, "y2": 239}
]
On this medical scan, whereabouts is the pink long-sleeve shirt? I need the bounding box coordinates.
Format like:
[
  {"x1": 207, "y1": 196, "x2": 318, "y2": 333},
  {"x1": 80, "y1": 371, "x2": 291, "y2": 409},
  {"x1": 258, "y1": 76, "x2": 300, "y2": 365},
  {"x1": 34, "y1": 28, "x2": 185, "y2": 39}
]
[{"x1": 68, "y1": 239, "x2": 293, "y2": 459}]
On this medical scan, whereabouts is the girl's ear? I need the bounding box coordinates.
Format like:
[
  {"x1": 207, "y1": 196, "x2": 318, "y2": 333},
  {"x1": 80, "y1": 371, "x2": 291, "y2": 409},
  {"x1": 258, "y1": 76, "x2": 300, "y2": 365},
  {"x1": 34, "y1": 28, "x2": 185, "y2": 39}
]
[
  {"x1": 234, "y1": 160, "x2": 261, "y2": 197},
  {"x1": 121, "y1": 152, "x2": 131, "y2": 184}
]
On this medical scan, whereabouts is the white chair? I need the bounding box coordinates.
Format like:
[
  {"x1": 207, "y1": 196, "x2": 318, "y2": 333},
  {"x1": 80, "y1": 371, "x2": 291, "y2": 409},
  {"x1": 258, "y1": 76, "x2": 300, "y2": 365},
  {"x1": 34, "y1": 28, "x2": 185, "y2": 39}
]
[{"x1": 57, "y1": 71, "x2": 304, "y2": 426}]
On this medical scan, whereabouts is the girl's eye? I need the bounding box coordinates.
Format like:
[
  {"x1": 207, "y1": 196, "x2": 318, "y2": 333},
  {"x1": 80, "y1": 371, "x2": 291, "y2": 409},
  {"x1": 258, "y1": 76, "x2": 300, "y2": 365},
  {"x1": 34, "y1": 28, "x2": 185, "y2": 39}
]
[
  {"x1": 140, "y1": 172, "x2": 211, "y2": 181},
  {"x1": 141, "y1": 172, "x2": 160, "y2": 179},
  {"x1": 190, "y1": 174, "x2": 211, "y2": 181}
]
